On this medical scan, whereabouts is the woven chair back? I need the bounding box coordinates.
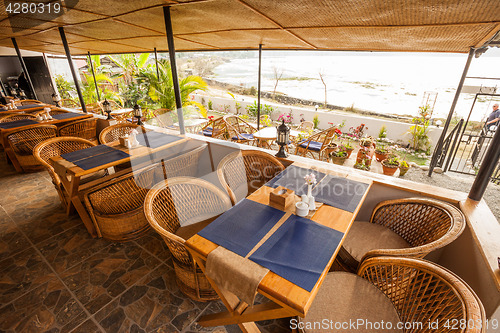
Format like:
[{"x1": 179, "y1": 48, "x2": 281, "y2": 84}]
[
  {"x1": 7, "y1": 125, "x2": 57, "y2": 156},
  {"x1": 58, "y1": 118, "x2": 98, "y2": 142},
  {"x1": 217, "y1": 150, "x2": 285, "y2": 205},
  {"x1": 99, "y1": 123, "x2": 141, "y2": 144},
  {"x1": 0, "y1": 114, "x2": 36, "y2": 123},
  {"x1": 358, "y1": 257, "x2": 485, "y2": 333}
]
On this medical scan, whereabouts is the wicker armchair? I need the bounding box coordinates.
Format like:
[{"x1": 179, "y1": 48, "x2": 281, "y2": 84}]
[
  {"x1": 33, "y1": 137, "x2": 97, "y2": 207},
  {"x1": 57, "y1": 118, "x2": 98, "y2": 143},
  {"x1": 297, "y1": 121, "x2": 314, "y2": 131},
  {"x1": 6, "y1": 125, "x2": 57, "y2": 172},
  {"x1": 34, "y1": 109, "x2": 68, "y2": 116},
  {"x1": 99, "y1": 123, "x2": 143, "y2": 144},
  {"x1": 200, "y1": 116, "x2": 227, "y2": 140},
  {"x1": 336, "y1": 197, "x2": 466, "y2": 272},
  {"x1": 18, "y1": 99, "x2": 43, "y2": 105},
  {"x1": 0, "y1": 114, "x2": 36, "y2": 123},
  {"x1": 83, "y1": 163, "x2": 161, "y2": 241},
  {"x1": 300, "y1": 257, "x2": 485, "y2": 333},
  {"x1": 144, "y1": 177, "x2": 232, "y2": 301},
  {"x1": 86, "y1": 102, "x2": 103, "y2": 115},
  {"x1": 60, "y1": 99, "x2": 80, "y2": 108},
  {"x1": 217, "y1": 150, "x2": 285, "y2": 205},
  {"x1": 223, "y1": 115, "x2": 257, "y2": 145},
  {"x1": 295, "y1": 126, "x2": 337, "y2": 160}
]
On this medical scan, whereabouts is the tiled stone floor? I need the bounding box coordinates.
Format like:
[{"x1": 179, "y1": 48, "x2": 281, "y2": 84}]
[{"x1": 0, "y1": 154, "x2": 292, "y2": 333}]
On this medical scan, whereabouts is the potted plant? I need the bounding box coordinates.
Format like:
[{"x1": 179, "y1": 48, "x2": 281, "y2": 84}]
[
  {"x1": 374, "y1": 146, "x2": 389, "y2": 162},
  {"x1": 323, "y1": 142, "x2": 338, "y2": 156},
  {"x1": 356, "y1": 137, "x2": 375, "y2": 166},
  {"x1": 399, "y1": 160, "x2": 410, "y2": 176},
  {"x1": 330, "y1": 147, "x2": 348, "y2": 165},
  {"x1": 382, "y1": 156, "x2": 400, "y2": 176},
  {"x1": 342, "y1": 141, "x2": 354, "y2": 158},
  {"x1": 353, "y1": 160, "x2": 370, "y2": 171}
]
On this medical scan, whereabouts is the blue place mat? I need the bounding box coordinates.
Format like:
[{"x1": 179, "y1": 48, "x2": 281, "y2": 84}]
[
  {"x1": 266, "y1": 165, "x2": 327, "y2": 196},
  {"x1": 61, "y1": 145, "x2": 129, "y2": 170},
  {"x1": 14, "y1": 104, "x2": 43, "y2": 110},
  {"x1": 136, "y1": 131, "x2": 183, "y2": 149},
  {"x1": 0, "y1": 119, "x2": 38, "y2": 129},
  {"x1": 249, "y1": 215, "x2": 343, "y2": 291},
  {"x1": 312, "y1": 175, "x2": 370, "y2": 213},
  {"x1": 52, "y1": 112, "x2": 85, "y2": 120},
  {"x1": 198, "y1": 199, "x2": 286, "y2": 257}
]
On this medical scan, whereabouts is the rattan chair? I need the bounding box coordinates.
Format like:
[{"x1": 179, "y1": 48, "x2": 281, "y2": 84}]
[
  {"x1": 60, "y1": 99, "x2": 80, "y2": 108},
  {"x1": 34, "y1": 109, "x2": 68, "y2": 116},
  {"x1": 144, "y1": 177, "x2": 232, "y2": 301},
  {"x1": 33, "y1": 137, "x2": 97, "y2": 207},
  {"x1": 200, "y1": 116, "x2": 227, "y2": 140},
  {"x1": 83, "y1": 163, "x2": 162, "y2": 241},
  {"x1": 6, "y1": 125, "x2": 57, "y2": 172},
  {"x1": 86, "y1": 102, "x2": 103, "y2": 115},
  {"x1": 297, "y1": 120, "x2": 314, "y2": 131},
  {"x1": 217, "y1": 150, "x2": 285, "y2": 205},
  {"x1": 18, "y1": 99, "x2": 43, "y2": 105},
  {"x1": 223, "y1": 115, "x2": 257, "y2": 145},
  {"x1": 336, "y1": 197, "x2": 466, "y2": 272},
  {"x1": 57, "y1": 118, "x2": 98, "y2": 143},
  {"x1": 300, "y1": 257, "x2": 485, "y2": 333},
  {"x1": 0, "y1": 113, "x2": 36, "y2": 123},
  {"x1": 99, "y1": 123, "x2": 143, "y2": 144},
  {"x1": 295, "y1": 126, "x2": 337, "y2": 160}
]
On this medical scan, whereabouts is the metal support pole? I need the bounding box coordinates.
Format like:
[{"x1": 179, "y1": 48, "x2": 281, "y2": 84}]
[
  {"x1": 87, "y1": 51, "x2": 100, "y2": 102},
  {"x1": 468, "y1": 126, "x2": 500, "y2": 201},
  {"x1": 11, "y1": 38, "x2": 37, "y2": 100},
  {"x1": 154, "y1": 48, "x2": 160, "y2": 80},
  {"x1": 59, "y1": 27, "x2": 87, "y2": 113},
  {"x1": 0, "y1": 76, "x2": 7, "y2": 97},
  {"x1": 257, "y1": 44, "x2": 262, "y2": 130},
  {"x1": 429, "y1": 47, "x2": 475, "y2": 176},
  {"x1": 163, "y1": 6, "x2": 185, "y2": 135}
]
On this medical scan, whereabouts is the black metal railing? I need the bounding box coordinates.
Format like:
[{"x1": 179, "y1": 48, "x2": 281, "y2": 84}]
[{"x1": 435, "y1": 119, "x2": 463, "y2": 170}]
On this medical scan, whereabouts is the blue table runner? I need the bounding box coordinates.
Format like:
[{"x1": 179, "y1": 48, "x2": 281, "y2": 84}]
[
  {"x1": 312, "y1": 175, "x2": 370, "y2": 212},
  {"x1": 0, "y1": 119, "x2": 38, "y2": 129},
  {"x1": 52, "y1": 112, "x2": 85, "y2": 120},
  {"x1": 14, "y1": 104, "x2": 43, "y2": 110},
  {"x1": 249, "y1": 215, "x2": 343, "y2": 291},
  {"x1": 136, "y1": 132, "x2": 182, "y2": 149},
  {"x1": 61, "y1": 145, "x2": 129, "y2": 170},
  {"x1": 198, "y1": 199, "x2": 285, "y2": 257}
]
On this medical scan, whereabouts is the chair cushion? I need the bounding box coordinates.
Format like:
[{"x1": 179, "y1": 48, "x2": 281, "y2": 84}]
[
  {"x1": 299, "y1": 140, "x2": 322, "y2": 151},
  {"x1": 202, "y1": 127, "x2": 213, "y2": 137},
  {"x1": 300, "y1": 272, "x2": 402, "y2": 333},
  {"x1": 342, "y1": 221, "x2": 410, "y2": 265},
  {"x1": 232, "y1": 133, "x2": 254, "y2": 141},
  {"x1": 175, "y1": 218, "x2": 216, "y2": 240}
]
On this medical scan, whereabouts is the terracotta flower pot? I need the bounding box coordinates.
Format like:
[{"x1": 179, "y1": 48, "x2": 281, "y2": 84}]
[
  {"x1": 375, "y1": 150, "x2": 388, "y2": 162},
  {"x1": 382, "y1": 159, "x2": 399, "y2": 176},
  {"x1": 399, "y1": 165, "x2": 410, "y2": 176},
  {"x1": 356, "y1": 146, "x2": 374, "y2": 166},
  {"x1": 330, "y1": 155, "x2": 347, "y2": 165},
  {"x1": 344, "y1": 147, "x2": 354, "y2": 158}
]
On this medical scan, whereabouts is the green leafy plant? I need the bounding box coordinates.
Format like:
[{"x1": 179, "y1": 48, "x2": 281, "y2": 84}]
[
  {"x1": 260, "y1": 114, "x2": 272, "y2": 127},
  {"x1": 383, "y1": 156, "x2": 400, "y2": 166},
  {"x1": 400, "y1": 160, "x2": 409, "y2": 168},
  {"x1": 54, "y1": 74, "x2": 74, "y2": 99},
  {"x1": 408, "y1": 105, "x2": 432, "y2": 151},
  {"x1": 378, "y1": 125, "x2": 387, "y2": 139},
  {"x1": 245, "y1": 101, "x2": 274, "y2": 118},
  {"x1": 375, "y1": 146, "x2": 388, "y2": 154},
  {"x1": 330, "y1": 147, "x2": 347, "y2": 158},
  {"x1": 136, "y1": 59, "x2": 208, "y2": 117},
  {"x1": 354, "y1": 160, "x2": 370, "y2": 171},
  {"x1": 208, "y1": 100, "x2": 213, "y2": 110},
  {"x1": 313, "y1": 114, "x2": 320, "y2": 129}
]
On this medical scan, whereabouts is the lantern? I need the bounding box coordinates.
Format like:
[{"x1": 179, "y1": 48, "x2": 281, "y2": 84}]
[
  {"x1": 102, "y1": 99, "x2": 112, "y2": 120},
  {"x1": 133, "y1": 103, "x2": 143, "y2": 125},
  {"x1": 275, "y1": 119, "x2": 290, "y2": 158},
  {"x1": 51, "y1": 93, "x2": 61, "y2": 107}
]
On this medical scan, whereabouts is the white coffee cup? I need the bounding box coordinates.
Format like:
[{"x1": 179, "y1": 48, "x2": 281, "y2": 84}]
[{"x1": 296, "y1": 201, "x2": 309, "y2": 217}]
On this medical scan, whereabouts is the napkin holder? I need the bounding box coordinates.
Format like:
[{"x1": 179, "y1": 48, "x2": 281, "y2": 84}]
[
  {"x1": 119, "y1": 135, "x2": 130, "y2": 148},
  {"x1": 269, "y1": 186, "x2": 295, "y2": 210}
]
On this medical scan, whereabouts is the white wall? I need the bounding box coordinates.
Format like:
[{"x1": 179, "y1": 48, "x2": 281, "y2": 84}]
[{"x1": 193, "y1": 94, "x2": 444, "y2": 149}]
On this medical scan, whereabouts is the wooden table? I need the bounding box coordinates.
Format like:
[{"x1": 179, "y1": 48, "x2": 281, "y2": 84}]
[
  {"x1": 253, "y1": 127, "x2": 300, "y2": 149},
  {"x1": 0, "y1": 112, "x2": 92, "y2": 172},
  {"x1": 185, "y1": 161, "x2": 372, "y2": 332},
  {"x1": 49, "y1": 132, "x2": 189, "y2": 237}
]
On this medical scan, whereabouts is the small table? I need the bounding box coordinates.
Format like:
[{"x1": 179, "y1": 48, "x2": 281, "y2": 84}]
[
  {"x1": 253, "y1": 127, "x2": 300, "y2": 149},
  {"x1": 174, "y1": 118, "x2": 208, "y2": 134},
  {"x1": 185, "y1": 161, "x2": 372, "y2": 332},
  {"x1": 49, "y1": 131, "x2": 188, "y2": 237}
]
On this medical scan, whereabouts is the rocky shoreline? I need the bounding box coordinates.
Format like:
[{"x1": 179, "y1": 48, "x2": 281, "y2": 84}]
[{"x1": 203, "y1": 78, "x2": 412, "y2": 121}]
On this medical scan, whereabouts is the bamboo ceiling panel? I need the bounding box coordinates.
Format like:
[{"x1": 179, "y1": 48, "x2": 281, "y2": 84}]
[
  {"x1": 0, "y1": 0, "x2": 498, "y2": 55},
  {"x1": 290, "y1": 24, "x2": 500, "y2": 53}
]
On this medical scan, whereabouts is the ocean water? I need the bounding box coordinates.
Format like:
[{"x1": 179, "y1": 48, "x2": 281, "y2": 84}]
[{"x1": 212, "y1": 50, "x2": 500, "y2": 122}]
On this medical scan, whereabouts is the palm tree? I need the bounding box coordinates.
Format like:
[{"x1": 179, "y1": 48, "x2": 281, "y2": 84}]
[{"x1": 137, "y1": 59, "x2": 208, "y2": 117}]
